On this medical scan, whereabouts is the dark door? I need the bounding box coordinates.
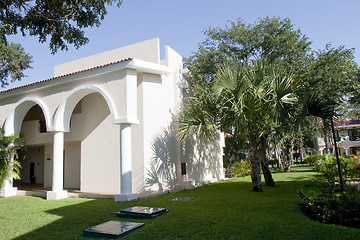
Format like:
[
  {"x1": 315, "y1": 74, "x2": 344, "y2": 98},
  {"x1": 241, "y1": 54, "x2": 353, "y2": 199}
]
[{"x1": 30, "y1": 162, "x2": 36, "y2": 184}]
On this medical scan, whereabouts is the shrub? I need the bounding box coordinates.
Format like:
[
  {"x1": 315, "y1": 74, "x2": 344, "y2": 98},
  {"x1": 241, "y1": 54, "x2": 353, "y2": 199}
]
[
  {"x1": 299, "y1": 184, "x2": 360, "y2": 228},
  {"x1": 306, "y1": 154, "x2": 360, "y2": 183},
  {"x1": 229, "y1": 160, "x2": 251, "y2": 177},
  {"x1": 304, "y1": 154, "x2": 327, "y2": 169}
]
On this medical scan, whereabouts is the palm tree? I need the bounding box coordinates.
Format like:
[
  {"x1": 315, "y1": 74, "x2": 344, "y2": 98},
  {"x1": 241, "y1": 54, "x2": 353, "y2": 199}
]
[
  {"x1": 0, "y1": 125, "x2": 23, "y2": 188},
  {"x1": 179, "y1": 59, "x2": 299, "y2": 191}
]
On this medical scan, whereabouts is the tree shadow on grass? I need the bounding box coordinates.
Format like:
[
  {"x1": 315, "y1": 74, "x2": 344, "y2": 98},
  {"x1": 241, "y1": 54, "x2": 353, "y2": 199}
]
[
  {"x1": 10, "y1": 178, "x2": 360, "y2": 240},
  {"x1": 12, "y1": 198, "x2": 139, "y2": 240}
]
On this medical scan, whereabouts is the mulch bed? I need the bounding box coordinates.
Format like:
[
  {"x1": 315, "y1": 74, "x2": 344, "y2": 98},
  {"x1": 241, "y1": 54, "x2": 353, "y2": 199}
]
[{"x1": 300, "y1": 205, "x2": 360, "y2": 229}]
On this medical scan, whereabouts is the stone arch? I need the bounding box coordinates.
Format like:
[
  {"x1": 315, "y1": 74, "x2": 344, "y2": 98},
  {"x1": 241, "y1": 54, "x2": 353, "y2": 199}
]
[
  {"x1": 53, "y1": 85, "x2": 117, "y2": 132},
  {"x1": 4, "y1": 97, "x2": 51, "y2": 135}
]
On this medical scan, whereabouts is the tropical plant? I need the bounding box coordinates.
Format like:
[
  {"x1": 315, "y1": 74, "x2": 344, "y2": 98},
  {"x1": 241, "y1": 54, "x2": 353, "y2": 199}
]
[
  {"x1": 306, "y1": 154, "x2": 360, "y2": 184},
  {"x1": 304, "y1": 154, "x2": 325, "y2": 167},
  {"x1": 216, "y1": 60, "x2": 299, "y2": 190},
  {"x1": 180, "y1": 16, "x2": 359, "y2": 191},
  {"x1": 179, "y1": 59, "x2": 299, "y2": 191},
  {"x1": 299, "y1": 184, "x2": 360, "y2": 228},
  {"x1": 229, "y1": 160, "x2": 251, "y2": 177},
  {"x1": 0, "y1": 125, "x2": 24, "y2": 187}
]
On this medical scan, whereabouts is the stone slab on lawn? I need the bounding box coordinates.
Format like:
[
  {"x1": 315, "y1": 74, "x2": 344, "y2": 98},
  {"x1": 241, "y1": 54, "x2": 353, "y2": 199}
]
[
  {"x1": 117, "y1": 206, "x2": 168, "y2": 219},
  {"x1": 83, "y1": 220, "x2": 144, "y2": 239},
  {"x1": 172, "y1": 197, "x2": 195, "y2": 201}
]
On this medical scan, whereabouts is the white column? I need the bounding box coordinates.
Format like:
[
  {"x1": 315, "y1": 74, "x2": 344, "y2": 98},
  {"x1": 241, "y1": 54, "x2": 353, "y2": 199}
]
[
  {"x1": 114, "y1": 123, "x2": 137, "y2": 201},
  {"x1": 345, "y1": 148, "x2": 350, "y2": 156},
  {"x1": 47, "y1": 131, "x2": 68, "y2": 200},
  {"x1": 0, "y1": 177, "x2": 18, "y2": 197},
  {"x1": 0, "y1": 142, "x2": 18, "y2": 197}
]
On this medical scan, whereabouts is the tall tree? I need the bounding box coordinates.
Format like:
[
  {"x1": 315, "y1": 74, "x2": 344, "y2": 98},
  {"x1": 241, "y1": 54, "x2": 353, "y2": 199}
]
[
  {"x1": 296, "y1": 45, "x2": 359, "y2": 153},
  {"x1": 183, "y1": 17, "x2": 359, "y2": 182},
  {"x1": 0, "y1": 41, "x2": 31, "y2": 88},
  {"x1": 179, "y1": 60, "x2": 299, "y2": 191},
  {"x1": 181, "y1": 17, "x2": 310, "y2": 190},
  {"x1": 0, "y1": 0, "x2": 122, "y2": 87},
  {"x1": 185, "y1": 17, "x2": 311, "y2": 85}
]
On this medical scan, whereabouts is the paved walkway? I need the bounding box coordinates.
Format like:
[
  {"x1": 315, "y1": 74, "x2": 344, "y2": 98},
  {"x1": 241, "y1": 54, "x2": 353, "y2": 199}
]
[{"x1": 13, "y1": 182, "x2": 182, "y2": 199}]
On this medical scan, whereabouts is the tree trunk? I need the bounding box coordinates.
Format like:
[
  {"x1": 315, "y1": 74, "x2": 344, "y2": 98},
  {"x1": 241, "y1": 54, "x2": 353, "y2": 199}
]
[
  {"x1": 324, "y1": 130, "x2": 329, "y2": 154},
  {"x1": 286, "y1": 140, "x2": 294, "y2": 172},
  {"x1": 260, "y1": 136, "x2": 275, "y2": 186},
  {"x1": 274, "y1": 136, "x2": 284, "y2": 171},
  {"x1": 249, "y1": 141, "x2": 262, "y2": 191},
  {"x1": 283, "y1": 149, "x2": 291, "y2": 172}
]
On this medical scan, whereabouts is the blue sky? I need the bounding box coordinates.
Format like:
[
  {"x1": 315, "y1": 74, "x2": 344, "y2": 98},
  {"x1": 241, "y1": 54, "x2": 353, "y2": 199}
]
[{"x1": 6, "y1": 0, "x2": 360, "y2": 89}]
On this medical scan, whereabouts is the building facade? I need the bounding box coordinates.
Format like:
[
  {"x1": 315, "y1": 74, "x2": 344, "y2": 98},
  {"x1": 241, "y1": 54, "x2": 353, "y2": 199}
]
[
  {"x1": 0, "y1": 39, "x2": 224, "y2": 200},
  {"x1": 318, "y1": 120, "x2": 360, "y2": 156}
]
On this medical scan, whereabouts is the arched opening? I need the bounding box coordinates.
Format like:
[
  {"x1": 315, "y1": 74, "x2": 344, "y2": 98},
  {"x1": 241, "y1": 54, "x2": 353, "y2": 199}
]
[
  {"x1": 15, "y1": 104, "x2": 52, "y2": 188},
  {"x1": 63, "y1": 92, "x2": 119, "y2": 193}
]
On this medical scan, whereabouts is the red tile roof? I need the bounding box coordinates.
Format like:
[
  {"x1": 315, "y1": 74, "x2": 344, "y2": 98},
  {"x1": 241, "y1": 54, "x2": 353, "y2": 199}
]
[
  {"x1": 334, "y1": 119, "x2": 360, "y2": 126},
  {"x1": 0, "y1": 58, "x2": 133, "y2": 94}
]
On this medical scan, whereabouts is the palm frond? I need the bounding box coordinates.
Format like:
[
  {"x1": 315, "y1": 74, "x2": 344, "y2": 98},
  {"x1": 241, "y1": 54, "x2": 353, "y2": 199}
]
[{"x1": 0, "y1": 124, "x2": 24, "y2": 187}]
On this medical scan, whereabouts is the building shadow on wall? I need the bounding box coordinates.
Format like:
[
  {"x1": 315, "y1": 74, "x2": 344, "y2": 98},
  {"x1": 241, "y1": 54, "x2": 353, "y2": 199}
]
[{"x1": 145, "y1": 117, "x2": 223, "y2": 192}]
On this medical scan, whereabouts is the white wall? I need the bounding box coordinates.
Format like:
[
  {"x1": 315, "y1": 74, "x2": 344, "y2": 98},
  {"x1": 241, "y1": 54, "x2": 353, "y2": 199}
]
[
  {"x1": 81, "y1": 115, "x2": 120, "y2": 193},
  {"x1": 44, "y1": 144, "x2": 53, "y2": 188},
  {"x1": 21, "y1": 121, "x2": 52, "y2": 145},
  {"x1": 64, "y1": 142, "x2": 81, "y2": 189},
  {"x1": 131, "y1": 74, "x2": 145, "y2": 193},
  {"x1": 18, "y1": 146, "x2": 45, "y2": 184},
  {"x1": 136, "y1": 46, "x2": 224, "y2": 192},
  {"x1": 72, "y1": 93, "x2": 121, "y2": 194},
  {"x1": 137, "y1": 58, "x2": 186, "y2": 192},
  {"x1": 182, "y1": 134, "x2": 224, "y2": 185},
  {"x1": 54, "y1": 38, "x2": 160, "y2": 76}
]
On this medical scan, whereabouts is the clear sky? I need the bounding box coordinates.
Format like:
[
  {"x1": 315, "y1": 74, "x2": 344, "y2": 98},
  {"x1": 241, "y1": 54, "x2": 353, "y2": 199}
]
[{"x1": 5, "y1": 0, "x2": 360, "y2": 89}]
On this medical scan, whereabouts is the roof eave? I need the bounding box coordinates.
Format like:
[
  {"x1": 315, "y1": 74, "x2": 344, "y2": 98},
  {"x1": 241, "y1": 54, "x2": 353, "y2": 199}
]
[{"x1": 0, "y1": 58, "x2": 174, "y2": 99}]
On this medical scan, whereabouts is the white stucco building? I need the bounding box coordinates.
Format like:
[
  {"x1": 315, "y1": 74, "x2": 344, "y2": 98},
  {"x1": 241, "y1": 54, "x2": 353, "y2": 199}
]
[
  {"x1": 0, "y1": 39, "x2": 224, "y2": 200},
  {"x1": 318, "y1": 119, "x2": 360, "y2": 156}
]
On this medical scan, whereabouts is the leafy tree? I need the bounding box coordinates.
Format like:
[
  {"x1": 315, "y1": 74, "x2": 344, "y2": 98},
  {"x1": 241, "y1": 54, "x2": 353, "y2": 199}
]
[
  {"x1": 0, "y1": 41, "x2": 32, "y2": 88},
  {"x1": 296, "y1": 44, "x2": 358, "y2": 155},
  {"x1": 302, "y1": 45, "x2": 358, "y2": 118},
  {"x1": 181, "y1": 17, "x2": 309, "y2": 190},
  {"x1": 0, "y1": 0, "x2": 122, "y2": 87},
  {"x1": 0, "y1": 125, "x2": 24, "y2": 187},
  {"x1": 216, "y1": 61, "x2": 298, "y2": 190},
  {"x1": 185, "y1": 17, "x2": 311, "y2": 84},
  {"x1": 181, "y1": 16, "x2": 359, "y2": 191},
  {"x1": 180, "y1": 60, "x2": 299, "y2": 191}
]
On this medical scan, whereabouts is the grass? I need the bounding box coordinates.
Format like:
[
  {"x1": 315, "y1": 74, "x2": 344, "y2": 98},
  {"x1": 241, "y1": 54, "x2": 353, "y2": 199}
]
[{"x1": 1, "y1": 165, "x2": 360, "y2": 240}]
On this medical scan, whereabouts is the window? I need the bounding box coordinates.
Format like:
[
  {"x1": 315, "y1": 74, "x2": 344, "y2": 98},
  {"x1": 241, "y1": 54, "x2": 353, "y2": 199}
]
[
  {"x1": 348, "y1": 129, "x2": 360, "y2": 141},
  {"x1": 335, "y1": 130, "x2": 341, "y2": 142},
  {"x1": 39, "y1": 120, "x2": 47, "y2": 133}
]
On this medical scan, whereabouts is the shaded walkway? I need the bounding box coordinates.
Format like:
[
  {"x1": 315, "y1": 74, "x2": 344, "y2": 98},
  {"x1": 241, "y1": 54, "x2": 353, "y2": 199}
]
[
  {"x1": 14, "y1": 183, "x2": 113, "y2": 199},
  {"x1": 13, "y1": 182, "x2": 183, "y2": 199}
]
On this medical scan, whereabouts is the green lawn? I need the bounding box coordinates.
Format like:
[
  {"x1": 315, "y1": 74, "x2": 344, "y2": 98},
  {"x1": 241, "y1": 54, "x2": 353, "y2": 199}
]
[{"x1": 1, "y1": 166, "x2": 359, "y2": 240}]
